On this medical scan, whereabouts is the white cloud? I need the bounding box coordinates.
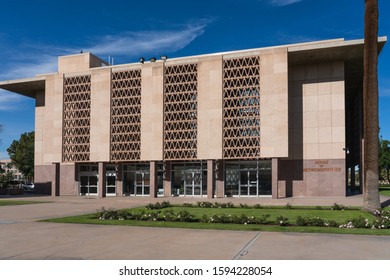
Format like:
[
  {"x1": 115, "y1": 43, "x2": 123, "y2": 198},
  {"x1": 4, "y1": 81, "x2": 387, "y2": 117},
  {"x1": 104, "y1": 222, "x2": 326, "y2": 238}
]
[
  {"x1": 88, "y1": 23, "x2": 208, "y2": 57},
  {"x1": 268, "y1": 0, "x2": 303, "y2": 6},
  {"x1": 0, "y1": 56, "x2": 58, "y2": 81},
  {"x1": 0, "y1": 20, "x2": 210, "y2": 81}
]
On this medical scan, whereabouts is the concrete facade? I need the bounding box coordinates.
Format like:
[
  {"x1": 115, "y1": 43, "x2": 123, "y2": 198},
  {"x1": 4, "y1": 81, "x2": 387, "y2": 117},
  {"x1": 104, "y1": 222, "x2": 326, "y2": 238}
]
[{"x1": 0, "y1": 38, "x2": 387, "y2": 199}]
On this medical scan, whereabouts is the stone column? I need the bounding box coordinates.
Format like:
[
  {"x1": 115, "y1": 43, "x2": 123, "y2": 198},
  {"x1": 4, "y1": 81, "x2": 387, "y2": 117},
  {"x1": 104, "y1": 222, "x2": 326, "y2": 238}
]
[
  {"x1": 150, "y1": 161, "x2": 158, "y2": 198},
  {"x1": 98, "y1": 162, "x2": 106, "y2": 198},
  {"x1": 272, "y1": 158, "x2": 278, "y2": 199},
  {"x1": 216, "y1": 159, "x2": 225, "y2": 198},
  {"x1": 163, "y1": 161, "x2": 171, "y2": 197},
  {"x1": 116, "y1": 163, "x2": 123, "y2": 196},
  {"x1": 52, "y1": 163, "x2": 60, "y2": 196},
  {"x1": 207, "y1": 160, "x2": 214, "y2": 198}
]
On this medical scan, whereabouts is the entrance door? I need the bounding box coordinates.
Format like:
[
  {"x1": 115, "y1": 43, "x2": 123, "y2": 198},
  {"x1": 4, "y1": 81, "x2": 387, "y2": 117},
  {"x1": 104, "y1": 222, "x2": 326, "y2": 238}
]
[
  {"x1": 106, "y1": 173, "x2": 116, "y2": 196},
  {"x1": 135, "y1": 172, "x2": 150, "y2": 196},
  {"x1": 80, "y1": 174, "x2": 98, "y2": 196},
  {"x1": 184, "y1": 171, "x2": 202, "y2": 196},
  {"x1": 239, "y1": 170, "x2": 258, "y2": 196},
  {"x1": 106, "y1": 165, "x2": 116, "y2": 196}
]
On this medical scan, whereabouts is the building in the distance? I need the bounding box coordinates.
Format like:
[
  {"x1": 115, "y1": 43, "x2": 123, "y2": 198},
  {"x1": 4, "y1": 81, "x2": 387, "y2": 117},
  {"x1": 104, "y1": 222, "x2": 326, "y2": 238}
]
[
  {"x1": 0, "y1": 37, "x2": 387, "y2": 198},
  {"x1": 0, "y1": 159, "x2": 24, "y2": 181}
]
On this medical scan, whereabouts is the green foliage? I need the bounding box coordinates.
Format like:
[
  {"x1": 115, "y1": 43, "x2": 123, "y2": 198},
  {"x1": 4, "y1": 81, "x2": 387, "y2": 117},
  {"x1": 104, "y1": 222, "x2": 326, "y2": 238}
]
[
  {"x1": 331, "y1": 202, "x2": 347, "y2": 210},
  {"x1": 195, "y1": 201, "x2": 235, "y2": 208},
  {"x1": 339, "y1": 216, "x2": 371, "y2": 229},
  {"x1": 379, "y1": 137, "x2": 390, "y2": 182},
  {"x1": 284, "y1": 202, "x2": 293, "y2": 209},
  {"x1": 7, "y1": 131, "x2": 34, "y2": 180},
  {"x1": 0, "y1": 169, "x2": 16, "y2": 188},
  {"x1": 296, "y1": 216, "x2": 339, "y2": 227},
  {"x1": 372, "y1": 209, "x2": 390, "y2": 229},
  {"x1": 239, "y1": 203, "x2": 250, "y2": 208},
  {"x1": 145, "y1": 201, "x2": 171, "y2": 210},
  {"x1": 201, "y1": 213, "x2": 271, "y2": 225},
  {"x1": 276, "y1": 215, "x2": 289, "y2": 226}
]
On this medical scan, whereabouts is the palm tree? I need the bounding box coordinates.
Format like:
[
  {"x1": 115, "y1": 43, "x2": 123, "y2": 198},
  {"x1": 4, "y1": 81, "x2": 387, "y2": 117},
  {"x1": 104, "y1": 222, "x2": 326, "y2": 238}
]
[{"x1": 362, "y1": 0, "x2": 381, "y2": 212}]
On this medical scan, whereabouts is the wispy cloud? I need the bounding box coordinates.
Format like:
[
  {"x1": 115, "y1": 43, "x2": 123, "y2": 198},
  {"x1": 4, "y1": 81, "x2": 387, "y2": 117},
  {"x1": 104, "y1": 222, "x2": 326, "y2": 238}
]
[
  {"x1": 0, "y1": 90, "x2": 25, "y2": 111},
  {"x1": 0, "y1": 20, "x2": 210, "y2": 81},
  {"x1": 268, "y1": 0, "x2": 303, "y2": 6},
  {"x1": 88, "y1": 23, "x2": 208, "y2": 57}
]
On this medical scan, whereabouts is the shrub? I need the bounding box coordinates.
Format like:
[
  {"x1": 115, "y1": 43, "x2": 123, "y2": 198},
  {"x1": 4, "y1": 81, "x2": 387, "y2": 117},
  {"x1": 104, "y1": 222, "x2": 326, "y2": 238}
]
[
  {"x1": 325, "y1": 220, "x2": 339, "y2": 228},
  {"x1": 239, "y1": 203, "x2": 250, "y2": 209},
  {"x1": 182, "y1": 203, "x2": 194, "y2": 207},
  {"x1": 296, "y1": 216, "x2": 336, "y2": 227},
  {"x1": 372, "y1": 209, "x2": 390, "y2": 229},
  {"x1": 276, "y1": 215, "x2": 289, "y2": 226},
  {"x1": 331, "y1": 202, "x2": 346, "y2": 211},
  {"x1": 175, "y1": 210, "x2": 196, "y2": 222},
  {"x1": 213, "y1": 202, "x2": 235, "y2": 208},
  {"x1": 254, "y1": 204, "x2": 262, "y2": 209},
  {"x1": 145, "y1": 201, "x2": 171, "y2": 210},
  {"x1": 284, "y1": 202, "x2": 293, "y2": 209},
  {"x1": 197, "y1": 201, "x2": 213, "y2": 208},
  {"x1": 340, "y1": 216, "x2": 370, "y2": 228},
  {"x1": 96, "y1": 207, "x2": 120, "y2": 220}
]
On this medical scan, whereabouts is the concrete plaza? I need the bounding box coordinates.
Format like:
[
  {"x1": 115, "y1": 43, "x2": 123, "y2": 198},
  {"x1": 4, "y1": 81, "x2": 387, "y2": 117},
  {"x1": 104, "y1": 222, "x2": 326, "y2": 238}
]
[{"x1": 1, "y1": 194, "x2": 390, "y2": 260}]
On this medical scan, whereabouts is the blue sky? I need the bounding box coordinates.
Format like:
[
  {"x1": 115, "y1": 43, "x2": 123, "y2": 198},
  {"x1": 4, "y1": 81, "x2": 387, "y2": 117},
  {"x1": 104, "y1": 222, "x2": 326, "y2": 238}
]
[{"x1": 0, "y1": 0, "x2": 389, "y2": 159}]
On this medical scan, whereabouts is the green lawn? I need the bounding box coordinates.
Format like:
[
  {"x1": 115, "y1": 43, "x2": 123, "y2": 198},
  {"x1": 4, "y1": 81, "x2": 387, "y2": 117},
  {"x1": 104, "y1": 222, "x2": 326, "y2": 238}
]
[
  {"x1": 0, "y1": 200, "x2": 50, "y2": 206},
  {"x1": 379, "y1": 184, "x2": 390, "y2": 196},
  {"x1": 42, "y1": 204, "x2": 390, "y2": 236}
]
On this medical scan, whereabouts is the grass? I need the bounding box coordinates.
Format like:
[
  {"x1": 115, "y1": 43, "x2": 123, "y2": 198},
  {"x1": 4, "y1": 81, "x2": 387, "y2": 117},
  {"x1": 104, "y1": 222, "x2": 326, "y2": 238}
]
[
  {"x1": 379, "y1": 184, "x2": 390, "y2": 196},
  {"x1": 0, "y1": 200, "x2": 51, "y2": 206},
  {"x1": 42, "y1": 204, "x2": 390, "y2": 236}
]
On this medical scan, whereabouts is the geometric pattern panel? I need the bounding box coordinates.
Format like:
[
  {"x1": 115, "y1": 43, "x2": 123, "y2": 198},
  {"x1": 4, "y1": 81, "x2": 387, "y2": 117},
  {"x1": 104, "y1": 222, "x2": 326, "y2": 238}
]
[
  {"x1": 223, "y1": 56, "x2": 261, "y2": 159},
  {"x1": 110, "y1": 69, "x2": 142, "y2": 161},
  {"x1": 62, "y1": 75, "x2": 91, "y2": 162},
  {"x1": 164, "y1": 63, "x2": 198, "y2": 160}
]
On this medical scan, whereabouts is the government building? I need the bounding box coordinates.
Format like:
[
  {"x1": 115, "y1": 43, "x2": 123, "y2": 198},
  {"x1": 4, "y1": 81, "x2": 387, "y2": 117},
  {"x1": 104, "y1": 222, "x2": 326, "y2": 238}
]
[{"x1": 0, "y1": 37, "x2": 386, "y2": 199}]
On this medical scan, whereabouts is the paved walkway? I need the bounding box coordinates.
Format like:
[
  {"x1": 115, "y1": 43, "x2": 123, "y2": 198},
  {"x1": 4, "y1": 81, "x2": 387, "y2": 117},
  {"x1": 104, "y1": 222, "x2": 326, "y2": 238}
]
[{"x1": 1, "y1": 194, "x2": 390, "y2": 259}]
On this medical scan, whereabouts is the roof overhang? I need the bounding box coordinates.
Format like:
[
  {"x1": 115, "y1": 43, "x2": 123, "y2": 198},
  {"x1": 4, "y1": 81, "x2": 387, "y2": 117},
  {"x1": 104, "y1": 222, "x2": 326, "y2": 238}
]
[
  {"x1": 0, "y1": 76, "x2": 45, "y2": 98},
  {"x1": 288, "y1": 36, "x2": 387, "y2": 65}
]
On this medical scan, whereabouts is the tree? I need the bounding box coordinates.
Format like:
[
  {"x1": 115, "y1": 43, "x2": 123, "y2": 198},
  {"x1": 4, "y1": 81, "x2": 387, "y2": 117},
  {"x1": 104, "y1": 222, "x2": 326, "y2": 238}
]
[
  {"x1": 7, "y1": 131, "x2": 34, "y2": 181},
  {"x1": 379, "y1": 137, "x2": 390, "y2": 182},
  {"x1": 362, "y1": 0, "x2": 381, "y2": 212}
]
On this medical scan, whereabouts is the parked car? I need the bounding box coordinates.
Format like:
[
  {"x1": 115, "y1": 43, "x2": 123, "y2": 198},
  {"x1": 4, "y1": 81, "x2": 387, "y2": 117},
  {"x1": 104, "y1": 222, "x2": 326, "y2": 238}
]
[{"x1": 23, "y1": 183, "x2": 35, "y2": 191}]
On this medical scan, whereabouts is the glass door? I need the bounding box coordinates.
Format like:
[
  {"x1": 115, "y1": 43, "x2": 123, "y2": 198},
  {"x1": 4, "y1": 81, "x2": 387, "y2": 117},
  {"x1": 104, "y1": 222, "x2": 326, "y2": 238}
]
[
  {"x1": 135, "y1": 172, "x2": 150, "y2": 196},
  {"x1": 239, "y1": 171, "x2": 258, "y2": 196},
  {"x1": 248, "y1": 171, "x2": 258, "y2": 196},
  {"x1": 80, "y1": 174, "x2": 98, "y2": 195},
  {"x1": 184, "y1": 171, "x2": 202, "y2": 196},
  {"x1": 239, "y1": 171, "x2": 249, "y2": 196}
]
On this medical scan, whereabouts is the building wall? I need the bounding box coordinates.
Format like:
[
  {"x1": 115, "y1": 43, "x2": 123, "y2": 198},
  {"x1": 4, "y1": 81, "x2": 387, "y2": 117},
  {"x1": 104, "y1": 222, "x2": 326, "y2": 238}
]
[
  {"x1": 278, "y1": 61, "x2": 346, "y2": 197},
  {"x1": 140, "y1": 62, "x2": 164, "y2": 161},
  {"x1": 33, "y1": 51, "x2": 347, "y2": 198},
  {"x1": 90, "y1": 68, "x2": 111, "y2": 162},
  {"x1": 259, "y1": 47, "x2": 289, "y2": 158},
  {"x1": 197, "y1": 55, "x2": 223, "y2": 160}
]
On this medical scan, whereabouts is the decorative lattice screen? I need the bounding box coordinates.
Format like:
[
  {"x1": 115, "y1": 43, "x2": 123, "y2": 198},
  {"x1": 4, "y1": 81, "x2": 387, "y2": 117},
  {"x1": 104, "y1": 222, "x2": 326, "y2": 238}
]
[
  {"x1": 110, "y1": 69, "x2": 142, "y2": 161},
  {"x1": 223, "y1": 56, "x2": 261, "y2": 159},
  {"x1": 164, "y1": 63, "x2": 198, "y2": 160},
  {"x1": 63, "y1": 75, "x2": 91, "y2": 162}
]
